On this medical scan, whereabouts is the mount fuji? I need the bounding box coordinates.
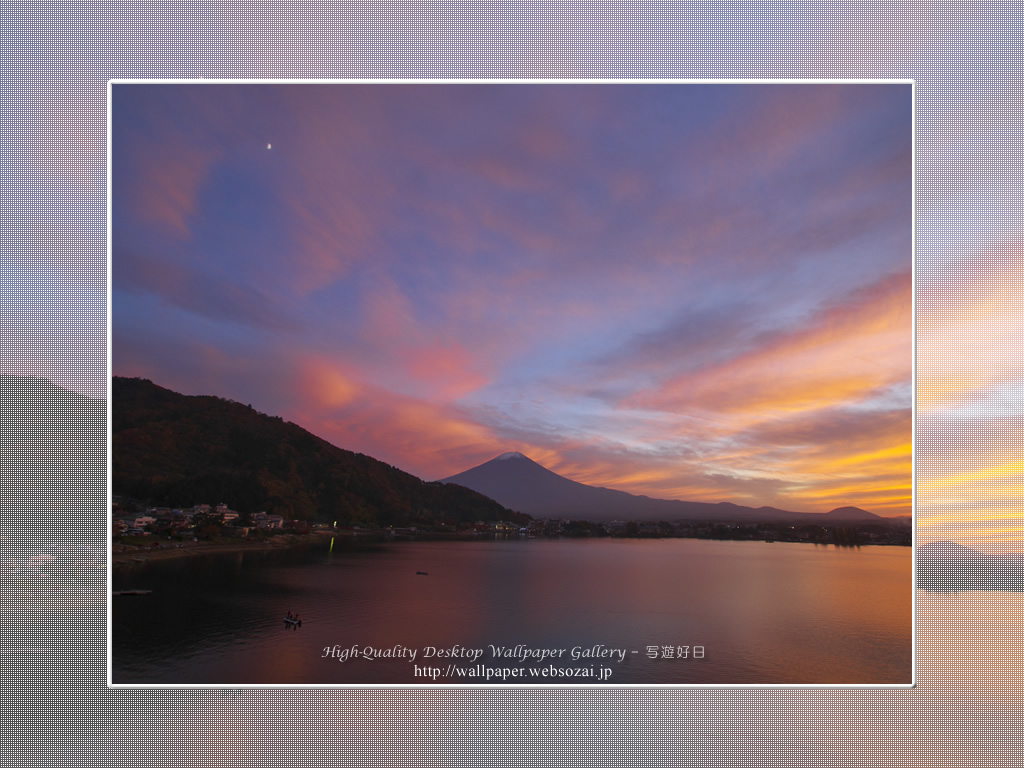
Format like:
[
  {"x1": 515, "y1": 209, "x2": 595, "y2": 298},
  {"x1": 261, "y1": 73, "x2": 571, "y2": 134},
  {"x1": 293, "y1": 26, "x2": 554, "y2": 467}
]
[{"x1": 440, "y1": 451, "x2": 852, "y2": 523}]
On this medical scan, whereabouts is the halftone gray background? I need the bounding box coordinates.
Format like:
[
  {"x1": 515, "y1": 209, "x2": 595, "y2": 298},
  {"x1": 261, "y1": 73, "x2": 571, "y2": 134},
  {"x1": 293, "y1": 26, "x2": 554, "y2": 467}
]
[{"x1": 1, "y1": 4, "x2": 1018, "y2": 767}]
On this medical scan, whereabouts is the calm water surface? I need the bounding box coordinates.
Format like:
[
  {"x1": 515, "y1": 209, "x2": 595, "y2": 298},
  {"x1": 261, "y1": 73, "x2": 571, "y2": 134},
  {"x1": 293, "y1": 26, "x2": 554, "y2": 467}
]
[{"x1": 112, "y1": 537, "x2": 912, "y2": 685}]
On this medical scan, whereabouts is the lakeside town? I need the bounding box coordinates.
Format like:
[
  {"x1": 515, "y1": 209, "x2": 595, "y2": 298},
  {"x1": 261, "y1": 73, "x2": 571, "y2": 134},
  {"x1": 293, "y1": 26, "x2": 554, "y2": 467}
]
[
  {"x1": 112, "y1": 496, "x2": 912, "y2": 561},
  {"x1": 0, "y1": 499, "x2": 910, "y2": 603}
]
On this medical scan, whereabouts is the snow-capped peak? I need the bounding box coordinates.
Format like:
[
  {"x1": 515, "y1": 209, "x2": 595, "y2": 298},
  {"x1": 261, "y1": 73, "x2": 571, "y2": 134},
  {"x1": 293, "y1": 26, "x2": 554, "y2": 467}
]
[{"x1": 496, "y1": 451, "x2": 527, "y2": 461}]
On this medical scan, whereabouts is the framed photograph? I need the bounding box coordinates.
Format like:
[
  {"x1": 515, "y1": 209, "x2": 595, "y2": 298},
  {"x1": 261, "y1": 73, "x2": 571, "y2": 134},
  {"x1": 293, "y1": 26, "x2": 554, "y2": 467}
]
[{"x1": 108, "y1": 81, "x2": 913, "y2": 687}]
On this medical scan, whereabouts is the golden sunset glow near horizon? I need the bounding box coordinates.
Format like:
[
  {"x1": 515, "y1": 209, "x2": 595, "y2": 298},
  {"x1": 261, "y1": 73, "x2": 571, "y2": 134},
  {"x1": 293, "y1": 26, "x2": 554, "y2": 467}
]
[{"x1": 111, "y1": 83, "x2": 913, "y2": 523}]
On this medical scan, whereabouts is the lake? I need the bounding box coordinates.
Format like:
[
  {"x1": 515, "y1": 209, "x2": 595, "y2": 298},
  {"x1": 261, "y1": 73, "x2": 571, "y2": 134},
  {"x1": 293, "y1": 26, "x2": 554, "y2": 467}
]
[{"x1": 111, "y1": 537, "x2": 912, "y2": 685}]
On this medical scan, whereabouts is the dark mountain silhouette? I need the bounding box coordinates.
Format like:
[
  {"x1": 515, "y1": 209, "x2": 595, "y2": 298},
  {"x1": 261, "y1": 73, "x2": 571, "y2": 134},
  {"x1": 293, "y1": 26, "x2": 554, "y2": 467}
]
[
  {"x1": 918, "y1": 540, "x2": 1024, "y2": 592},
  {"x1": 0, "y1": 376, "x2": 106, "y2": 544},
  {"x1": 442, "y1": 451, "x2": 829, "y2": 523},
  {"x1": 824, "y1": 506, "x2": 883, "y2": 521},
  {"x1": 112, "y1": 377, "x2": 519, "y2": 527}
]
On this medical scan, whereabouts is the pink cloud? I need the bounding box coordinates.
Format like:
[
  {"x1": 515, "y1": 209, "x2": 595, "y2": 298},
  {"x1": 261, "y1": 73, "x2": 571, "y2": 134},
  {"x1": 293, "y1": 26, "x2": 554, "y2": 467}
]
[
  {"x1": 289, "y1": 357, "x2": 502, "y2": 480},
  {"x1": 352, "y1": 271, "x2": 493, "y2": 400},
  {"x1": 122, "y1": 135, "x2": 218, "y2": 240}
]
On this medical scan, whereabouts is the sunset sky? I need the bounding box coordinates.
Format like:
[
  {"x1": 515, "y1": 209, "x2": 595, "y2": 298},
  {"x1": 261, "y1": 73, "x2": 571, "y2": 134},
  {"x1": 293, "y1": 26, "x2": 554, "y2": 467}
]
[{"x1": 111, "y1": 82, "x2": 912, "y2": 516}]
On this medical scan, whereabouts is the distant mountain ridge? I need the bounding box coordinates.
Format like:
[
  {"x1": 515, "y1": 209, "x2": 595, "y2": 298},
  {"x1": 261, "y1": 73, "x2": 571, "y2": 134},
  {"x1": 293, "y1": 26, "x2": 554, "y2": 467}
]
[
  {"x1": 823, "y1": 506, "x2": 883, "y2": 521},
  {"x1": 918, "y1": 541, "x2": 1024, "y2": 592},
  {"x1": 112, "y1": 377, "x2": 517, "y2": 527},
  {"x1": 442, "y1": 451, "x2": 887, "y2": 524}
]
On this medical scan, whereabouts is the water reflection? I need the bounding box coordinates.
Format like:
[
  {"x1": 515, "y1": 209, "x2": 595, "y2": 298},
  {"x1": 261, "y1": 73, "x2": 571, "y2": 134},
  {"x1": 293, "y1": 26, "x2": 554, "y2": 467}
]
[{"x1": 112, "y1": 538, "x2": 911, "y2": 685}]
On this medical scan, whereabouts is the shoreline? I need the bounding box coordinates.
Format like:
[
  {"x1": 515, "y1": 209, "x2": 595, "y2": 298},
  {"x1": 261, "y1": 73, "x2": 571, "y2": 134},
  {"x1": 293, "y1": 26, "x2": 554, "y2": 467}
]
[
  {"x1": 110, "y1": 530, "x2": 910, "y2": 567},
  {"x1": 110, "y1": 532, "x2": 330, "y2": 565}
]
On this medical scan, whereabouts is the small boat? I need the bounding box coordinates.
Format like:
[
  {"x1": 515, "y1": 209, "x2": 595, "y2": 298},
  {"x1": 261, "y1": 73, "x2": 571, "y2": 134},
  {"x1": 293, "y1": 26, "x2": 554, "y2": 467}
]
[
  {"x1": 284, "y1": 616, "x2": 302, "y2": 628},
  {"x1": 416, "y1": 571, "x2": 428, "y2": 575}
]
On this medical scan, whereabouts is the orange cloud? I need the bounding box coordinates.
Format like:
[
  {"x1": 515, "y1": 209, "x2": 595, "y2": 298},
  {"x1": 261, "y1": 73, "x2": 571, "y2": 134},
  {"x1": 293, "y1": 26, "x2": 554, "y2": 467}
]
[
  {"x1": 814, "y1": 442, "x2": 912, "y2": 473},
  {"x1": 301, "y1": 358, "x2": 361, "y2": 409},
  {"x1": 288, "y1": 354, "x2": 501, "y2": 480},
  {"x1": 918, "y1": 242, "x2": 1024, "y2": 414},
  {"x1": 914, "y1": 241, "x2": 1024, "y2": 552},
  {"x1": 628, "y1": 270, "x2": 911, "y2": 422},
  {"x1": 548, "y1": 270, "x2": 912, "y2": 515}
]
